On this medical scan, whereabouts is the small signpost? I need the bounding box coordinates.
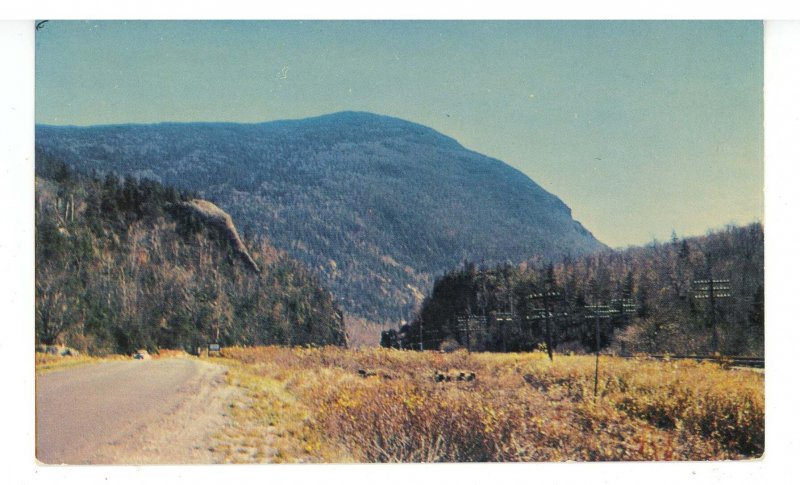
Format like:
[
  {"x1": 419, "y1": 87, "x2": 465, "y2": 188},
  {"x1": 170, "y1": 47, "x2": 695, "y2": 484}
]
[{"x1": 208, "y1": 343, "x2": 221, "y2": 356}]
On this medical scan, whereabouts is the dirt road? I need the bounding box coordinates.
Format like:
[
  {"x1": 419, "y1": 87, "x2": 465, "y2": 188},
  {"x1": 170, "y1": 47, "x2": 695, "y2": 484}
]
[{"x1": 36, "y1": 357, "x2": 238, "y2": 465}]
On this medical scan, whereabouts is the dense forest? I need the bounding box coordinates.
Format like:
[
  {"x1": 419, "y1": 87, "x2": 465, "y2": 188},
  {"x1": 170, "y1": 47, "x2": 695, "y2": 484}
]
[
  {"x1": 388, "y1": 224, "x2": 764, "y2": 357},
  {"x1": 36, "y1": 112, "x2": 605, "y2": 324},
  {"x1": 35, "y1": 160, "x2": 346, "y2": 355}
]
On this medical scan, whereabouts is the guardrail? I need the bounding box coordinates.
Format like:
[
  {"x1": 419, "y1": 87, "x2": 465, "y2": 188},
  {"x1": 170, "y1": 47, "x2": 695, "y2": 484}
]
[{"x1": 619, "y1": 354, "x2": 764, "y2": 368}]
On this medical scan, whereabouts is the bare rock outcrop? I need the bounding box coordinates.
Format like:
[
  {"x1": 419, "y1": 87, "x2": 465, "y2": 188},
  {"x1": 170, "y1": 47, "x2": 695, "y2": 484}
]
[{"x1": 179, "y1": 199, "x2": 261, "y2": 274}]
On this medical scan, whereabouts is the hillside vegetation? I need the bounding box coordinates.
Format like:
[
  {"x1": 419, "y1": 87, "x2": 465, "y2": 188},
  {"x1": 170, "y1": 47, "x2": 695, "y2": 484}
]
[
  {"x1": 36, "y1": 112, "x2": 605, "y2": 323},
  {"x1": 35, "y1": 162, "x2": 346, "y2": 355},
  {"x1": 398, "y1": 224, "x2": 763, "y2": 357},
  {"x1": 214, "y1": 346, "x2": 763, "y2": 462}
]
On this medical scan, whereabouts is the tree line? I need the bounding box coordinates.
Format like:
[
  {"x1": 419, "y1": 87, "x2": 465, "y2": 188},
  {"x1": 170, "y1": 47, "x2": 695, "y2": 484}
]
[
  {"x1": 35, "y1": 159, "x2": 347, "y2": 355},
  {"x1": 385, "y1": 224, "x2": 763, "y2": 357}
]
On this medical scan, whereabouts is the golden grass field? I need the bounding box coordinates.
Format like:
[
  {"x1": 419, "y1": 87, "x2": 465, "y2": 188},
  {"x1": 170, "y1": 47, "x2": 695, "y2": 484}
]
[{"x1": 214, "y1": 346, "x2": 764, "y2": 463}]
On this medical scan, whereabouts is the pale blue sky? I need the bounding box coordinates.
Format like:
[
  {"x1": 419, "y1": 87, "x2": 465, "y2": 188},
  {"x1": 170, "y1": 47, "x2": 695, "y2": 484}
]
[{"x1": 35, "y1": 20, "x2": 763, "y2": 248}]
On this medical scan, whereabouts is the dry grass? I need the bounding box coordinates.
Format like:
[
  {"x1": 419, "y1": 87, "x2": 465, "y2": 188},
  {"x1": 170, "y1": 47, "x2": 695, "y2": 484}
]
[
  {"x1": 35, "y1": 348, "x2": 189, "y2": 375},
  {"x1": 35, "y1": 352, "x2": 129, "y2": 374},
  {"x1": 212, "y1": 355, "x2": 345, "y2": 463},
  {"x1": 215, "y1": 346, "x2": 764, "y2": 463}
]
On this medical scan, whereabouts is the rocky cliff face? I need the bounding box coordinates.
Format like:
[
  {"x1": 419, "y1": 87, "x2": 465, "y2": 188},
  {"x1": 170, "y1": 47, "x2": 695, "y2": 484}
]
[{"x1": 179, "y1": 199, "x2": 260, "y2": 274}]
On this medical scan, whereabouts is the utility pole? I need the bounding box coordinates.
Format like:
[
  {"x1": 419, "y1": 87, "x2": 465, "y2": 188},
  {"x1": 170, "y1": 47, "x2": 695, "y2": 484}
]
[
  {"x1": 611, "y1": 297, "x2": 636, "y2": 356},
  {"x1": 478, "y1": 274, "x2": 489, "y2": 349},
  {"x1": 585, "y1": 295, "x2": 636, "y2": 397},
  {"x1": 505, "y1": 271, "x2": 515, "y2": 351},
  {"x1": 530, "y1": 288, "x2": 561, "y2": 361},
  {"x1": 585, "y1": 301, "x2": 613, "y2": 397},
  {"x1": 457, "y1": 315, "x2": 471, "y2": 353},
  {"x1": 692, "y1": 278, "x2": 731, "y2": 353},
  {"x1": 419, "y1": 318, "x2": 424, "y2": 351},
  {"x1": 495, "y1": 311, "x2": 513, "y2": 352},
  {"x1": 457, "y1": 313, "x2": 487, "y2": 354},
  {"x1": 524, "y1": 305, "x2": 567, "y2": 356},
  {"x1": 610, "y1": 298, "x2": 636, "y2": 324}
]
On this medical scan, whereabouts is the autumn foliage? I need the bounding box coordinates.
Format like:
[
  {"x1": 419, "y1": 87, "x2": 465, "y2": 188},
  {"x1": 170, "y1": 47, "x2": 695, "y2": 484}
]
[
  {"x1": 219, "y1": 346, "x2": 763, "y2": 462},
  {"x1": 35, "y1": 161, "x2": 346, "y2": 354}
]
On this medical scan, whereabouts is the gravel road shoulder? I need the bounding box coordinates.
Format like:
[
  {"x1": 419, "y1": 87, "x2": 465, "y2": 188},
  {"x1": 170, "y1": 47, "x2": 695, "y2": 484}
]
[{"x1": 89, "y1": 359, "x2": 240, "y2": 464}]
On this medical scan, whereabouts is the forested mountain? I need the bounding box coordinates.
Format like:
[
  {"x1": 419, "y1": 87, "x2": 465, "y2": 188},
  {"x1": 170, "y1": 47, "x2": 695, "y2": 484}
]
[
  {"x1": 35, "y1": 112, "x2": 605, "y2": 324},
  {"x1": 35, "y1": 161, "x2": 346, "y2": 355},
  {"x1": 393, "y1": 224, "x2": 763, "y2": 357}
]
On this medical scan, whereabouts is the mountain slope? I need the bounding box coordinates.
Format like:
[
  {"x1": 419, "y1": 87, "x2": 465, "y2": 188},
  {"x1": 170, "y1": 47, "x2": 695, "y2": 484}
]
[
  {"x1": 36, "y1": 111, "x2": 606, "y2": 322},
  {"x1": 35, "y1": 163, "x2": 346, "y2": 354}
]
